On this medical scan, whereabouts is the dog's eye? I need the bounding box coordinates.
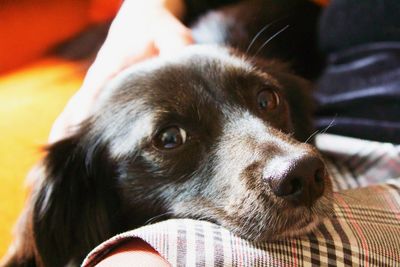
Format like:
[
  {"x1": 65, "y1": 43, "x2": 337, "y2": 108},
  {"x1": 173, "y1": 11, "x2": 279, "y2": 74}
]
[
  {"x1": 154, "y1": 126, "x2": 187, "y2": 149},
  {"x1": 257, "y1": 89, "x2": 279, "y2": 111}
]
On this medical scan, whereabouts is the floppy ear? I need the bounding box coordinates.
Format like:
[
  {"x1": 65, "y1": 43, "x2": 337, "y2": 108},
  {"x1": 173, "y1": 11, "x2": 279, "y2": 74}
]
[
  {"x1": 255, "y1": 60, "x2": 315, "y2": 142},
  {"x1": 3, "y1": 133, "x2": 121, "y2": 267},
  {"x1": 276, "y1": 72, "x2": 315, "y2": 142},
  {"x1": 34, "y1": 134, "x2": 121, "y2": 266}
]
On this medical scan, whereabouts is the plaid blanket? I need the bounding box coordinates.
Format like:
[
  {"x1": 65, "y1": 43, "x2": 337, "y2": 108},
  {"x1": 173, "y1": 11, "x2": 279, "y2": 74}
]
[{"x1": 83, "y1": 134, "x2": 400, "y2": 266}]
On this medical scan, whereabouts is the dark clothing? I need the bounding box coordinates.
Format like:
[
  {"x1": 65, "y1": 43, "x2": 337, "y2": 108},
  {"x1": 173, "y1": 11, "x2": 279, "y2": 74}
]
[
  {"x1": 315, "y1": 43, "x2": 400, "y2": 143},
  {"x1": 319, "y1": 0, "x2": 400, "y2": 54},
  {"x1": 316, "y1": 0, "x2": 400, "y2": 143},
  {"x1": 185, "y1": 0, "x2": 400, "y2": 143}
]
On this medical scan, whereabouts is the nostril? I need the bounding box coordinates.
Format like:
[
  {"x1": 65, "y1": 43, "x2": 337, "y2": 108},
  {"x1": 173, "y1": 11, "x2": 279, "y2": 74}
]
[
  {"x1": 314, "y1": 168, "x2": 325, "y2": 185},
  {"x1": 271, "y1": 176, "x2": 303, "y2": 197},
  {"x1": 288, "y1": 177, "x2": 303, "y2": 196},
  {"x1": 264, "y1": 155, "x2": 327, "y2": 206},
  {"x1": 313, "y1": 168, "x2": 326, "y2": 198}
]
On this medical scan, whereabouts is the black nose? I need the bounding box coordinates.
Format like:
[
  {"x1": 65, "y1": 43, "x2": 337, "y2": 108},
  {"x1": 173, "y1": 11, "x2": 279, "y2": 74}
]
[{"x1": 265, "y1": 155, "x2": 326, "y2": 206}]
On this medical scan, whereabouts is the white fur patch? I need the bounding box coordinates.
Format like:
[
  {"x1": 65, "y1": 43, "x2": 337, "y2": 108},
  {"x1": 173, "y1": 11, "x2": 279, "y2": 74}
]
[
  {"x1": 106, "y1": 111, "x2": 155, "y2": 158},
  {"x1": 164, "y1": 45, "x2": 254, "y2": 72}
]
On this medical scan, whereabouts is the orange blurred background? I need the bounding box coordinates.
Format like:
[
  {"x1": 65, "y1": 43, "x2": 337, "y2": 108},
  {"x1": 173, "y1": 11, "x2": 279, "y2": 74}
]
[{"x1": 0, "y1": 0, "x2": 121, "y2": 257}]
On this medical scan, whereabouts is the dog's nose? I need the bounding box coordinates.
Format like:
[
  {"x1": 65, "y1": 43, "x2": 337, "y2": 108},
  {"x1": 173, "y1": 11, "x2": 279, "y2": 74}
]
[{"x1": 265, "y1": 155, "x2": 325, "y2": 206}]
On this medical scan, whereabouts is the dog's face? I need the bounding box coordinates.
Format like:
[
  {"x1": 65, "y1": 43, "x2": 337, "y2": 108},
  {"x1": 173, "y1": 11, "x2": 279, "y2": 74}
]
[
  {"x1": 88, "y1": 45, "x2": 333, "y2": 240},
  {"x1": 6, "y1": 46, "x2": 333, "y2": 267}
]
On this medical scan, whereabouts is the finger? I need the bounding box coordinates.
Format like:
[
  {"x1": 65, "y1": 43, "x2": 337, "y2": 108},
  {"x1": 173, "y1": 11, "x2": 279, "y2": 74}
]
[
  {"x1": 48, "y1": 88, "x2": 94, "y2": 143},
  {"x1": 154, "y1": 14, "x2": 194, "y2": 56}
]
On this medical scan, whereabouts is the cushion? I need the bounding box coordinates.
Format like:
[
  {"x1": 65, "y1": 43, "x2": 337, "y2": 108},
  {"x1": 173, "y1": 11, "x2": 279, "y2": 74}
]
[{"x1": 83, "y1": 134, "x2": 400, "y2": 266}]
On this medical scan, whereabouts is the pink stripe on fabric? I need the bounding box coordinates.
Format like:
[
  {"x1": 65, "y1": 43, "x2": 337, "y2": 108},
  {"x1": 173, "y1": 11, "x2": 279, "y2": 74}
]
[
  {"x1": 387, "y1": 159, "x2": 400, "y2": 173},
  {"x1": 375, "y1": 185, "x2": 400, "y2": 221},
  {"x1": 291, "y1": 240, "x2": 298, "y2": 266},
  {"x1": 336, "y1": 194, "x2": 370, "y2": 267},
  {"x1": 373, "y1": 185, "x2": 400, "y2": 261}
]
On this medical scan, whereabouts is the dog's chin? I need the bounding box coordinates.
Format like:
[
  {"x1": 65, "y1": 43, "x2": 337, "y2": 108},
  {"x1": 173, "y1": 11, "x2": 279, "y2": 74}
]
[
  {"x1": 261, "y1": 196, "x2": 334, "y2": 242},
  {"x1": 230, "y1": 191, "x2": 334, "y2": 243},
  {"x1": 269, "y1": 176, "x2": 335, "y2": 240},
  {"x1": 275, "y1": 214, "x2": 323, "y2": 239}
]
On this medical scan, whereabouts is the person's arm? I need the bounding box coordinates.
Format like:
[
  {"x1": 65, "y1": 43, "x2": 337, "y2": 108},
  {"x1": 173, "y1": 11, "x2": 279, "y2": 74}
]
[
  {"x1": 95, "y1": 238, "x2": 170, "y2": 267},
  {"x1": 49, "y1": 0, "x2": 193, "y2": 143}
]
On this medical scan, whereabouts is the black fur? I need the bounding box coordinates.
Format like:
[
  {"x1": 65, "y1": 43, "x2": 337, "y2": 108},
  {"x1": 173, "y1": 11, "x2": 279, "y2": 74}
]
[
  {"x1": 2, "y1": 1, "x2": 332, "y2": 266},
  {"x1": 33, "y1": 135, "x2": 120, "y2": 266}
]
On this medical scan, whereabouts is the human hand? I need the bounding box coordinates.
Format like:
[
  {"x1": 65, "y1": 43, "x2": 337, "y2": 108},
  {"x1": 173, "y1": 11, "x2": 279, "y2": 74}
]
[{"x1": 49, "y1": 0, "x2": 193, "y2": 143}]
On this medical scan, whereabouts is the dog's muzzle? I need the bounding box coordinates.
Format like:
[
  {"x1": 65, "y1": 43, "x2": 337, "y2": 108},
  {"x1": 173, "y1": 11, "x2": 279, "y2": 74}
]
[{"x1": 263, "y1": 153, "x2": 326, "y2": 207}]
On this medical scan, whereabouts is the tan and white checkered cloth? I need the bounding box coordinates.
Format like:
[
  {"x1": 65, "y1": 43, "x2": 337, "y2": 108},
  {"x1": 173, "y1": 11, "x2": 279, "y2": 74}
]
[{"x1": 83, "y1": 134, "x2": 400, "y2": 266}]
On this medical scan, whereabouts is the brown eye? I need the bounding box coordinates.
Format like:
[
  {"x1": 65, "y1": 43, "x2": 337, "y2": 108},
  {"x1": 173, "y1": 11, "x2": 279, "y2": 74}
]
[
  {"x1": 257, "y1": 89, "x2": 279, "y2": 111},
  {"x1": 154, "y1": 126, "x2": 187, "y2": 149}
]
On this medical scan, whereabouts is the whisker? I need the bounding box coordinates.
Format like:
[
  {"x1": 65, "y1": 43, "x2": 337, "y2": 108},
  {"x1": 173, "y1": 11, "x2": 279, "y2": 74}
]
[
  {"x1": 246, "y1": 24, "x2": 271, "y2": 54},
  {"x1": 144, "y1": 211, "x2": 174, "y2": 225},
  {"x1": 321, "y1": 114, "x2": 337, "y2": 134},
  {"x1": 246, "y1": 14, "x2": 291, "y2": 54},
  {"x1": 304, "y1": 114, "x2": 338, "y2": 144},
  {"x1": 254, "y1": 24, "x2": 290, "y2": 57},
  {"x1": 304, "y1": 129, "x2": 320, "y2": 144}
]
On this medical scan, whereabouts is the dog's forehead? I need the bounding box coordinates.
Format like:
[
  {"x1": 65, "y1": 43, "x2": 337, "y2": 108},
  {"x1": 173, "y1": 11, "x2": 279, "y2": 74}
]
[
  {"x1": 92, "y1": 45, "x2": 285, "y2": 157},
  {"x1": 98, "y1": 46, "x2": 257, "y2": 102},
  {"x1": 97, "y1": 45, "x2": 279, "y2": 114},
  {"x1": 168, "y1": 45, "x2": 254, "y2": 70}
]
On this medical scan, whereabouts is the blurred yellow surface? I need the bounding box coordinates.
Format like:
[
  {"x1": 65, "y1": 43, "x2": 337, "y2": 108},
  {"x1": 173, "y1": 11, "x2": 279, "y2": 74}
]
[{"x1": 0, "y1": 59, "x2": 85, "y2": 257}]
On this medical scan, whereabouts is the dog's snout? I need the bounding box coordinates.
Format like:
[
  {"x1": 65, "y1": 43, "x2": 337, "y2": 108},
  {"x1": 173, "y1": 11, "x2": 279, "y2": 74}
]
[{"x1": 265, "y1": 155, "x2": 325, "y2": 206}]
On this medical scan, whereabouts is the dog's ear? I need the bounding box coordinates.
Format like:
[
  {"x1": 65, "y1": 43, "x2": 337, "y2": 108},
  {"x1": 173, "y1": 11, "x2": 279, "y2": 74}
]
[
  {"x1": 255, "y1": 60, "x2": 315, "y2": 142},
  {"x1": 34, "y1": 134, "x2": 121, "y2": 266},
  {"x1": 3, "y1": 133, "x2": 121, "y2": 267},
  {"x1": 276, "y1": 72, "x2": 315, "y2": 142}
]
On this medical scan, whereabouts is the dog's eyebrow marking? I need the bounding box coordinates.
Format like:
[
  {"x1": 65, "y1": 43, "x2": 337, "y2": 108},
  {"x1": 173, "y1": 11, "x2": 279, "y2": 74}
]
[
  {"x1": 210, "y1": 110, "x2": 267, "y2": 185},
  {"x1": 170, "y1": 45, "x2": 254, "y2": 72},
  {"x1": 223, "y1": 109, "x2": 269, "y2": 141},
  {"x1": 107, "y1": 111, "x2": 155, "y2": 158},
  {"x1": 220, "y1": 109, "x2": 304, "y2": 159}
]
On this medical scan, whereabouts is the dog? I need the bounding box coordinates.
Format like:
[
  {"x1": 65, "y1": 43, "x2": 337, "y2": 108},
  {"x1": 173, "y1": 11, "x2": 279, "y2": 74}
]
[{"x1": 2, "y1": 1, "x2": 333, "y2": 266}]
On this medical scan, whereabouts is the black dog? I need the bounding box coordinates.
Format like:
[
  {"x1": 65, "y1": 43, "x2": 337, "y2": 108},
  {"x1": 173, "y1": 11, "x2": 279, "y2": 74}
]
[{"x1": 3, "y1": 1, "x2": 333, "y2": 266}]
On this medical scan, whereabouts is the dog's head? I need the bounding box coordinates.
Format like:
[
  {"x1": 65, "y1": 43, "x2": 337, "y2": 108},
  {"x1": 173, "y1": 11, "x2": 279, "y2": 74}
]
[{"x1": 6, "y1": 45, "x2": 333, "y2": 267}]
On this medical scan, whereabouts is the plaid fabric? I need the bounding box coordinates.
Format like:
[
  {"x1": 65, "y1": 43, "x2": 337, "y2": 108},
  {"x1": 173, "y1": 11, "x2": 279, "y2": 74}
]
[
  {"x1": 83, "y1": 134, "x2": 400, "y2": 266},
  {"x1": 316, "y1": 134, "x2": 400, "y2": 191}
]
